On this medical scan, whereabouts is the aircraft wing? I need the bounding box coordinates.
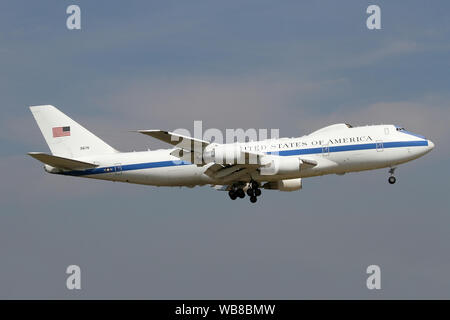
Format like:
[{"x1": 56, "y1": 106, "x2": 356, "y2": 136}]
[
  {"x1": 28, "y1": 152, "x2": 99, "y2": 170},
  {"x1": 205, "y1": 154, "x2": 317, "y2": 184},
  {"x1": 140, "y1": 129, "x2": 266, "y2": 168},
  {"x1": 138, "y1": 129, "x2": 317, "y2": 180},
  {"x1": 137, "y1": 130, "x2": 210, "y2": 151}
]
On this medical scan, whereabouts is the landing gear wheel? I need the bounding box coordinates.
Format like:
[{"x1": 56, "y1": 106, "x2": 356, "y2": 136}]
[
  {"x1": 228, "y1": 190, "x2": 237, "y2": 200},
  {"x1": 250, "y1": 196, "x2": 257, "y2": 203},
  {"x1": 388, "y1": 176, "x2": 396, "y2": 184},
  {"x1": 246, "y1": 188, "x2": 254, "y2": 197},
  {"x1": 254, "y1": 188, "x2": 261, "y2": 196},
  {"x1": 237, "y1": 188, "x2": 245, "y2": 198}
]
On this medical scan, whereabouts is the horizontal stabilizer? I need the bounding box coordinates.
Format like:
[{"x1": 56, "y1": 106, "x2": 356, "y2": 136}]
[{"x1": 28, "y1": 152, "x2": 98, "y2": 170}]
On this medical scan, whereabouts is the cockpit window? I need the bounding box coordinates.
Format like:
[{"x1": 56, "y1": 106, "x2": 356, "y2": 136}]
[
  {"x1": 396, "y1": 127, "x2": 405, "y2": 131},
  {"x1": 345, "y1": 123, "x2": 353, "y2": 128}
]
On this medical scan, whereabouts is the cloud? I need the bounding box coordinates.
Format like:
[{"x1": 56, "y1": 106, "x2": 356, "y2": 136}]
[
  {"x1": 301, "y1": 99, "x2": 449, "y2": 140},
  {"x1": 349, "y1": 40, "x2": 421, "y2": 67},
  {"x1": 294, "y1": 97, "x2": 450, "y2": 160},
  {"x1": 7, "y1": 75, "x2": 447, "y2": 156},
  {"x1": 3, "y1": 65, "x2": 447, "y2": 148},
  {"x1": 84, "y1": 76, "x2": 347, "y2": 149},
  {"x1": 97, "y1": 75, "x2": 450, "y2": 148}
]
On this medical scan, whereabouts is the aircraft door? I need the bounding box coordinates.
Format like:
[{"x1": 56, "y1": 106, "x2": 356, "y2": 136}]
[
  {"x1": 114, "y1": 163, "x2": 122, "y2": 175},
  {"x1": 376, "y1": 140, "x2": 384, "y2": 152},
  {"x1": 322, "y1": 144, "x2": 330, "y2": 156}
]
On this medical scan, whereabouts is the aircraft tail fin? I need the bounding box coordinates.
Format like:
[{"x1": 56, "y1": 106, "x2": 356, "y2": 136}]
[{"x1": 29, "y1": 105, "x2": 118, "y2": 158}]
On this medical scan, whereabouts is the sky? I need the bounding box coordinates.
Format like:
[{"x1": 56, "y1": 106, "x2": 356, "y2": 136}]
[{"x1": 0, "y1": 0, "x2": 450, "y2": 299}]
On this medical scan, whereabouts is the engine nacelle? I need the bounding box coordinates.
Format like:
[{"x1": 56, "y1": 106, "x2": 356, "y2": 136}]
[
  {"x1": 260, "y1": 156, "x2": 301, "y2": 175},
  {"x1": 203, "y1": 144, "x2": 243, "y2": 164},
  {"x1": 263, "y1": 178, "x2": 303, "y2": 191}
]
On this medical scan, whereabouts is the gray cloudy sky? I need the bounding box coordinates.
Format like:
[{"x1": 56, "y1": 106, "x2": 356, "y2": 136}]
[{"x1": 1, "y1": 0, "x2": 450, "y2": 299}]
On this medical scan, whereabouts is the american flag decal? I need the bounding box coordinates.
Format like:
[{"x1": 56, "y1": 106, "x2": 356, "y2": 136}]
[{"x1": 52, "y1": 126, "x2": 71, "y2": 137}]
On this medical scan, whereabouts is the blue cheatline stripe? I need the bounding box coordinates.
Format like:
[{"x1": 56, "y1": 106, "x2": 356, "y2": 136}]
[
  {"x1": 384, "y1": 140, "x2": 428, "y2": 148},
  {"x1": 62, "y1": 160, "x2": 191, "y2": 176},
  {"x1": 266, "y1": 140, "x2": 428, "y2": 156},
  {"x1": 61, "y1": 140, "x2": 428, "y2": 176}
]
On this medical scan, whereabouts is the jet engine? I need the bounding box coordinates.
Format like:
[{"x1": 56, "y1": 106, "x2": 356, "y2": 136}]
[
  {"x1": 263, "y1": 178, "x2": 303, "y2": 191},
  {"x1": 260, "y1": 156, "x2": 302, "y2": 175}
]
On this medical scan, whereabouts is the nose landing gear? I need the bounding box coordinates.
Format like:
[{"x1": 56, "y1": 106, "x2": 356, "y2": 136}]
[
  {"x1": 388, "y1": 176, "x2": 396, "y2": 184},
  {"x1": 388, "y1": 168, "x2": 397, "y2": 184}
]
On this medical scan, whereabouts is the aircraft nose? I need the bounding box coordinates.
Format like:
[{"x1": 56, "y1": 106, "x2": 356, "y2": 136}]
[{"x1": 428, "y1": 140, "x2": 435, "y2": 150}]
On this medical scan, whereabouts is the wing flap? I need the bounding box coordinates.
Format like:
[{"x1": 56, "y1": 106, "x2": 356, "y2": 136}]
[
  {"x1": 204, "y1": 163, "x2": 225, "y2": 177},
  {"x1": 28, "y1": 152, "x2": 98, "y2": 170}
]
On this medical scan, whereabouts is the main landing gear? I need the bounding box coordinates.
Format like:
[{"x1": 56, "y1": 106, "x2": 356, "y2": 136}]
[
  {"x1": 388, "y1": 168, "x2": 397, "y2": 184},
  {"x1": 228, "y1": 188, "x2": 244, "y2": 200},
  {"x1": 228, "y1": 181, "x2": 262, "y2": 203},
  {"x1": 247, "y1": 181, "x2": 262, "y2": 203}
]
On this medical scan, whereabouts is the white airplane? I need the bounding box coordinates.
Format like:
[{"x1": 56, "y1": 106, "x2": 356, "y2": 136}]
[{"x1": 28, "y1": 105, "x2": 434, "y2": 203}]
